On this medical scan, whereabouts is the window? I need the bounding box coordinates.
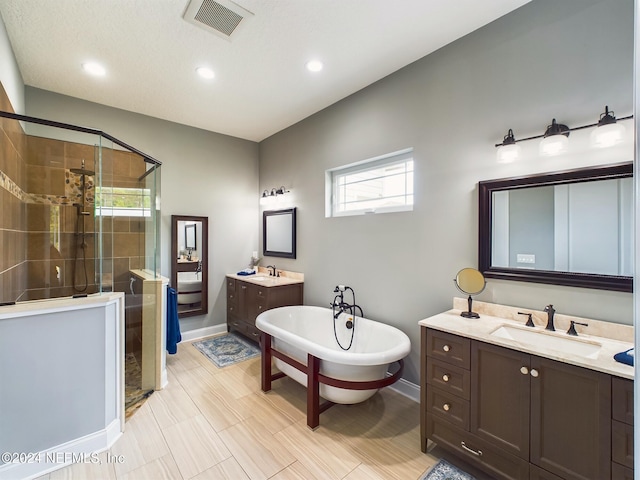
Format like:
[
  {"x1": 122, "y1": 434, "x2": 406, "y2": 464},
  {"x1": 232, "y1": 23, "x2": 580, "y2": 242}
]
[
  {"x1": 95, "y1": 186, "x2": 152, "y2": 217},
  {"x1": 326, "y1": 148, "x2": 414, "y2": 217}
]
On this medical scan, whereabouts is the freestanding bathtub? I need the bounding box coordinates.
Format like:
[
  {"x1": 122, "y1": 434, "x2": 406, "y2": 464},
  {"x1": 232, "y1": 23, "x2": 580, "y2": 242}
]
[
  {"x1": 177, "y1": 272, "x2": 201, "y2": 305},
  {"x1": 256, "y1": 305, "x2": 411, "y2": 428}
]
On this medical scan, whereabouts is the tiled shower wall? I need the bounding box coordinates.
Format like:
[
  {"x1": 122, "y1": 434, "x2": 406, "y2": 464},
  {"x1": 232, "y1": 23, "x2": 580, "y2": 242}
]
[
  {"x1": 0, "y1": 83, "x2": 27, "y2": 303},
  {"x1": 0, "y1": 82, "x2": 149, "y2": 303}
]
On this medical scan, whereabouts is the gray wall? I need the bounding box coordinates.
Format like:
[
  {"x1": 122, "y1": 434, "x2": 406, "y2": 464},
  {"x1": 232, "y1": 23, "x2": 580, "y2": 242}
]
[
  {"x1": 25, "y1": 87, "x2": 260, "y2": 332},
  {"x1": 258, "y1": 0, "x2": 635, "y2": 383},
  {"x1": 509, "y1": 186, "x2": 554, "y2": 270}
]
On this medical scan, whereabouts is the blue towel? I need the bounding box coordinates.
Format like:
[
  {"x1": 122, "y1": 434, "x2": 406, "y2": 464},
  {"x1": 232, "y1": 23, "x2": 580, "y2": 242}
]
[
  {"x1": 613, "y1": 348, "x2": 634, "y2": 366},
  {"x1": 166, "y1": 286, "x2": 182, "y2": 354},
  {"x1": 237, "y1": 270, "x2": 256, "y2": 276}
]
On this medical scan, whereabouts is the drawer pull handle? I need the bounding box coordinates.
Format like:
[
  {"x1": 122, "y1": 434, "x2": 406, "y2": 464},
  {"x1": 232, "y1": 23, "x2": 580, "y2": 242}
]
[
  {"x1": 530, "y1": 369, "x2": 539, "y2": 378},
  {"x1": 442, "y1": 345, "x2": 451, "y2": 352},
  {"x1": 443, "y1": 403, "x2": 451, "y2": 412},
  {"x1": 252, "y1": 332, "x2": 259, "y2": 337},
  {"x1": 258, "y1": 305, "x2": 263, "y2": 310},
  {"x1": 520, "y1": 366, "x2": 529, "y2": 375},
  {"x1": 242, "y1": 285, "x2": 247, "y2": 290},
  {"x1": 461, "y1": 441, "x2": 483, "y2": 457},
  {"x1": 442, "y1": 374, "x2": 450, "y2": 382}
]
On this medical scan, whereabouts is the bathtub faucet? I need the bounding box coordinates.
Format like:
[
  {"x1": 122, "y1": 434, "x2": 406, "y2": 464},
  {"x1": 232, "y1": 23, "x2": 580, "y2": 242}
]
[{"x1": 331, "y1": 285, "x2": 364, "y2": 321}]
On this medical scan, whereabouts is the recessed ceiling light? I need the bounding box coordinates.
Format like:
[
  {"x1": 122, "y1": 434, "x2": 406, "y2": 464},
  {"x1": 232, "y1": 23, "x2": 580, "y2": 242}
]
[
  {"x1": 305, "y1": 60, "x2": 323, "y2": 72},
  {"x1": 196, "y1": 67, "x2": 215, "y2": 79},
  {"x1": 82, "y1": 62, "x2": 106, "y2": 76}
]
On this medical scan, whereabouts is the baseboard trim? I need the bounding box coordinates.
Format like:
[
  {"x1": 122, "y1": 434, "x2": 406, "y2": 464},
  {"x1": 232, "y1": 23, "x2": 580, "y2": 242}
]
[
  {"x1": 387, "y1": 375, "x2": 420, "y2": 403},
  {"x1": 180, "y1": 324, "x2": 227, "y2": 342},
  {"x1": 0, "y1": 418, "x2": 122, "y2": 480}
]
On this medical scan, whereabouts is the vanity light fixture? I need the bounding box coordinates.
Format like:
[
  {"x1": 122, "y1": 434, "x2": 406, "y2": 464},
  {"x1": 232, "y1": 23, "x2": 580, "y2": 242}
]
[
  {"x1": 591, "y1": 106, "x2": 625, "y2": 148},
  {"x1": 260, "y1": 186, "x2": 290, "y2": 205},
  {"x1": 494, "y1": 106, "x2": 632, "y2": 161},
  {"x1": 539, "y1": 119, "x2": 570, "y2": 156},
  {"x1": 496, "y1": 129, "x2": 522, "y2": 163}
]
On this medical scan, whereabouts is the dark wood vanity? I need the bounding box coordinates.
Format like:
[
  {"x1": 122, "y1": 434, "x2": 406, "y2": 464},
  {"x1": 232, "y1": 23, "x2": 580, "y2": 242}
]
[
  {"x1": 226, "y1": 275, "x2": 303, "y2": 342},
  {"x1": 421, "y1": 327, "x2": 634, "y2": 480}
]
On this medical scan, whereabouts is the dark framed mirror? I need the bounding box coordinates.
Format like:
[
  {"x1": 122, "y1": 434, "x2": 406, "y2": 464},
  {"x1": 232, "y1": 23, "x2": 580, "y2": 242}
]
[
  {"x1": 185, "y1": 224, "x2": 196, "y2": 250},
  {"x1": 263, "y1": 208, "x2": 296, "y2": 258},
  {"x1": 171, "y1": 215, "x2": 208, "y2": 318},
  {"x1": 479, "y1": 162, "x2": 632, "y2": 293}
]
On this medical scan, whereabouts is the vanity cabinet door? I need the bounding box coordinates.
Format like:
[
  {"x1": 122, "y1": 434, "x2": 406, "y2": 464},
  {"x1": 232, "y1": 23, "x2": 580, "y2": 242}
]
[
  {"x1": 529, "y1": 356, "x2": 611, "y2": 480},
  {"x1": 470, "y1": 341, "x2": 530, "y2": 460}
]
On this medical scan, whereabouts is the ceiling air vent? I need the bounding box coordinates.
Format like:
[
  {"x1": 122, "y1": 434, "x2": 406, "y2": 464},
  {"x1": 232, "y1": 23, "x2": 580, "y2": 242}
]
[{"x1": 183, "y1": 0, "x2": 253, "y2": 40}]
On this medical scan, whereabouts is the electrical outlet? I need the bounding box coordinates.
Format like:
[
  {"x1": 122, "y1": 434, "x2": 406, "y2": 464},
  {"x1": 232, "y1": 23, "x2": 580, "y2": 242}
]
[{"x1": 517, "y1": 254, "x2": 535, "y2": 264}]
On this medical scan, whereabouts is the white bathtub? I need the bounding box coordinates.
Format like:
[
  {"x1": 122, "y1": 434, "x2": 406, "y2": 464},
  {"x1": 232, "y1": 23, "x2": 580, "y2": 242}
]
[
  {"x1": 256, "y1": 305, "x2": 410, "y2": 405},
  {"x1": 177, "y1": 272, "x2": 201, "y2": 305}
]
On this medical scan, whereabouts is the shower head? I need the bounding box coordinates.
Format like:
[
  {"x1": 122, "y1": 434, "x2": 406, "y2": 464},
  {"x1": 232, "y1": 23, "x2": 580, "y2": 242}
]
[
  {"x1": 70, "y1": 167, "x2": 95, "y2": 176},
  {"x1": 70, "y1": 159, "x2": 95, "y2": 176}
]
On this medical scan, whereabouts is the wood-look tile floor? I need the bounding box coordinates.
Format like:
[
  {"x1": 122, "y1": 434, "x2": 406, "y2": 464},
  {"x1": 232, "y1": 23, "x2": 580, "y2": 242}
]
[{"x1": 38, "y1": 337, "x2": 457, "y2": 480}]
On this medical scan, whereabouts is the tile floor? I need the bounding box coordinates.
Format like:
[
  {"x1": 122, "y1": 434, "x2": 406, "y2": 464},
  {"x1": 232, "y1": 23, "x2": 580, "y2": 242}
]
[{"x1": 36, "y1": 336, "x2": 484, "y2": 479}]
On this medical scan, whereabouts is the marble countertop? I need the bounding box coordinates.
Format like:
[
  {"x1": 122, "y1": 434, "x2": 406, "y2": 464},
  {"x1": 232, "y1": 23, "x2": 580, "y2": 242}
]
[
  {"x1": 227, "y1": 272, "x2": 303, "y2": 287},
  {"x1": 419, "y1": 308, "x2": 634, "y2": 380}
]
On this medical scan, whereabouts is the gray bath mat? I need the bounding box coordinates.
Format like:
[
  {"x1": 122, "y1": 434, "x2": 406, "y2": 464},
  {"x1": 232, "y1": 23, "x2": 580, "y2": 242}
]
[
  {"x1": 420, "y1": 459, "x2": 476, "y2": 480},
  {"x1": 192, "y1": 333, "x2": 260, "y2": 368}
]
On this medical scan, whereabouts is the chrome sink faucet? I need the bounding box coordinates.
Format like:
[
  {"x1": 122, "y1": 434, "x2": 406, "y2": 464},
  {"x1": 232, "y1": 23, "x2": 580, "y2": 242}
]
[{"x1": 544, "y1": 304, "x2": 556, "y2": 331}]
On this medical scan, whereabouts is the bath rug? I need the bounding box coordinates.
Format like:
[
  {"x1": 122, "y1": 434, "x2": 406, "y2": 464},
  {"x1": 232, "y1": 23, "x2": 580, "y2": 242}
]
[
  {"x1": 420, "y1": 459, "x2": 476, "y2": 480},
  {"x1": 193, "y1": 333, "x2": 260, "y2": 368}
]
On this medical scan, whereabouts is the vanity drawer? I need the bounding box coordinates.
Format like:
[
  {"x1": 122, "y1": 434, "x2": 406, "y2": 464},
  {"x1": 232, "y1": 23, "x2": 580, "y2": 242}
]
[
  {"x1": 426, "y1": 414, "x2": 529, "y2": 480},
  {"x1": 426, "y1": 329, "x2": 470, "y2": 369},
  {"x1": 612, "y1": 420, "x2": 634, "y2": 468},
  {"x1": 245, "y1": 322, "x2": 262, "y2": 343},
  {"x1": 426, "y1": 386, "x2": 469, "y2": 430},
  {"x1": 426, "y1": 357, "x2": 470, "y2": 400},
  {"x1": 612, "y1": 376, "x2": 634, "y2": 425}
]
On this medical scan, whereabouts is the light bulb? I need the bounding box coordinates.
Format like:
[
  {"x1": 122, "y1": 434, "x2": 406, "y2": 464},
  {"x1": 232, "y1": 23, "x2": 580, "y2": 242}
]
[
  {"x1": 540, "y1": 135, "x2": 569, "y2": 156},
  {"x1": 496, "y1": 144, "x2": 521, "y2": 163},
  {"x1": 590, "y1": 122, "x2": 625, "y2": 148}
]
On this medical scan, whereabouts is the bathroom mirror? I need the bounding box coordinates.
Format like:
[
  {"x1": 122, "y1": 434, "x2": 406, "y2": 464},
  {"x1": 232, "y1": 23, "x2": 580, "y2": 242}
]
[
  {"x1": 479, "y1": 162, "x2": 632, "y2": 292},
  {"x1": 171, "y1": 215, "x2": 208, "y2": 318},
  {"x1": 185, "y1": 224, "x2": 196, "y2": 250},
  {"x1": 454, "y1": 268, "x2": 486, "y2": 318},
  {"x1": 263, "y1": 208, "x2": 296, "y2": 258}
]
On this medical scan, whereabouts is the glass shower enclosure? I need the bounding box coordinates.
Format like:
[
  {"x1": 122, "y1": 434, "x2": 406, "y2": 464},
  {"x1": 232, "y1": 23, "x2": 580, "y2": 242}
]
[{"x1": 0, "y1": 110, "x2": 162, "y2": 408}]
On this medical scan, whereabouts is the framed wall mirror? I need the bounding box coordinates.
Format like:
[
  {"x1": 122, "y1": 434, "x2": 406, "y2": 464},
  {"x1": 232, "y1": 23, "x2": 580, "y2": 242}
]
[
  {"x1": 171, "y1": 215, "x2": 208, "y2": 318},
  {"x1": 263, "y1": 208, "x2": 296, "y2": 258},
  {"x1": 185, "y1": 224, "x2": 196, "y2": 250},
  {"x1": 478, "y1": 162, "x2": 632, "y2": 292}
]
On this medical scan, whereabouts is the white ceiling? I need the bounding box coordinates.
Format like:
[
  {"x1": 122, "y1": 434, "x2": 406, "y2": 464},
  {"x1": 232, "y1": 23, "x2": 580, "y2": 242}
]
[{"x1": 0, "y1": 0, "x2": 529, "y2": 142}]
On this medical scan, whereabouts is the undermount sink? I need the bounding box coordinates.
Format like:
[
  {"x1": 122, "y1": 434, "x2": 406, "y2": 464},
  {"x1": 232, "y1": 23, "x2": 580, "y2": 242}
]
[{"x1": 490, "y1": 324, "x2": 602, "y2": 359}]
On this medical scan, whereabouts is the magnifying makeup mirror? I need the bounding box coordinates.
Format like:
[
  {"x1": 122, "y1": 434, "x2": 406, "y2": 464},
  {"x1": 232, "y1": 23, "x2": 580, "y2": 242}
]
[{"x1": 454, "y1": 268, "x2": 486, "y2": 318}]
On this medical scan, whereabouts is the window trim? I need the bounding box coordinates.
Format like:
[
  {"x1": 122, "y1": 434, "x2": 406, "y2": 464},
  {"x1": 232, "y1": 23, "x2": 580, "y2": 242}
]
[{"x1": 325, "y1": 148, "x2": 414, "y2": 217}]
